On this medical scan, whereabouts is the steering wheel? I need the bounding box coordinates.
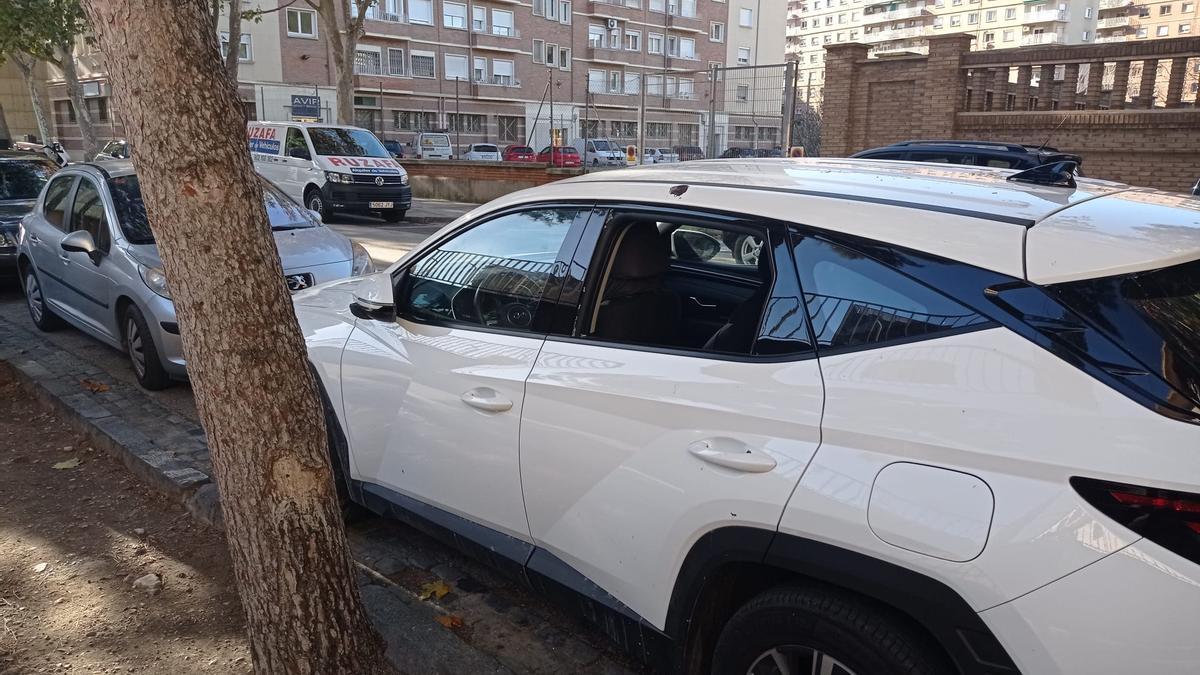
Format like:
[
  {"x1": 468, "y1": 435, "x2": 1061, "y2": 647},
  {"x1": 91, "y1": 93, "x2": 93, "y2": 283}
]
[{"x1": 473, "y1": 287, "x2": 534, "y2": 329}]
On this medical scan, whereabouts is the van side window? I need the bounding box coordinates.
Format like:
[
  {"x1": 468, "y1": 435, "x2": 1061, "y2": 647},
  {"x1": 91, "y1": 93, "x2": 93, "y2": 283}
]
[{"x1": 285, "y1": 128, "x2": 308, "y2": 155}]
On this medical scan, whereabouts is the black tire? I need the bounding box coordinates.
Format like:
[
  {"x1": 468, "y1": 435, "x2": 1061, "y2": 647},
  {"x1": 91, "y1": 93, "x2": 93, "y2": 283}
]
[
  {"x1": 382, "y1": 209, "x2": 406, "y2": 223},
  {"x1": 305, "y1": 187, "x2": 334, "y2": 222},
  {"x1": 22, "y1": 266, "x2": 64, "y2": 331},
  {"x1": 122, "y1": 303, "x2": 172, "y2": 391},
  {"x1": 711, "y1": 586, "x2": 950, "y2": 675}
]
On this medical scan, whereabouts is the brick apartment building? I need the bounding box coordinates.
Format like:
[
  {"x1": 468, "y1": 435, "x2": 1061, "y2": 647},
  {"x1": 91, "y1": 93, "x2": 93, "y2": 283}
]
[{"x1": 5, "y1": 0, "x2": 788, "y2": 157}]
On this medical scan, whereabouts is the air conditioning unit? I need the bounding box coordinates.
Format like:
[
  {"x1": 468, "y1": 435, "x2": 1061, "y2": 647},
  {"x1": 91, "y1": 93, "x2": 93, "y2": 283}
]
[{"x1": 606, "y1": 18, "x2": 619, "y2": 28}]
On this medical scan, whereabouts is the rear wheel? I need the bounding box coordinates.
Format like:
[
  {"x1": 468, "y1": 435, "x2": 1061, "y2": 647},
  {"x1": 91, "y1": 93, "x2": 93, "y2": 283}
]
[
  {"x1": 123, "y1": 303, "x2": 171, "y2": 390},
  {"x1": 23, "y1": 266, "x2": 63, "y2": 331},
  {"x1": 712, "y1": 586, "x2": 950, "y2": 675},
  {"x1": 305, "y1": 187, "x2": 333, "y2": 222}
]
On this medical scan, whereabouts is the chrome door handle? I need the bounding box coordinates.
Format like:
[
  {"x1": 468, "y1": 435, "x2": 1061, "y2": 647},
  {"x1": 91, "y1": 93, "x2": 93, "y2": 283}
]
[
  {"x1": 689, "y1": 296, "x2": 717, "y2": 309},
  {"x1": 687, "y1": 438, "x2": 777, "y2": 473},
  {"x1": 461, "y1": 388, "x2": 513, "y2": 413}
]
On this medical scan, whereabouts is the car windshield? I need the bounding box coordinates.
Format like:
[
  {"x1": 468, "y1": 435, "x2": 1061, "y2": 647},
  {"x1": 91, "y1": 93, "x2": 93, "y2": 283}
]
[
  {"x1": 0, "y1": 159, "x2": 58, "y2": 201},
  {"x1": 109, "y1": 174, "x2": 316, "y2": 245},
  {"x1": 1053, "y1": 258, "x2": 1200, "y2": 412},
  {"x1": 307, "y1": 128, "x2": 389, "y2": 157},
  {"x1": 591, "y1": 140, "x2": 612, "y2": 151}
]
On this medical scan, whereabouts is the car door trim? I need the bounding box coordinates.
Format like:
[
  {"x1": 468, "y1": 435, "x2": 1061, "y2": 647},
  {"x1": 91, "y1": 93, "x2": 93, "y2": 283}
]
[{"x1": 37, "y1": 266, "x2": 110, "y2": 309}]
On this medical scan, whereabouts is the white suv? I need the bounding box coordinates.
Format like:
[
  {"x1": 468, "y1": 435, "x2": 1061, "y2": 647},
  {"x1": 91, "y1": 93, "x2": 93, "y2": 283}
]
[{"x1": 296, "y1": 159, "x2": 1200, "y2": 674}]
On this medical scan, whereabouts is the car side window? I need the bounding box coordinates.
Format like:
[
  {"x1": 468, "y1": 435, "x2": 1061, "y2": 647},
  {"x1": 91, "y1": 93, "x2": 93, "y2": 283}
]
[
  {"x1": 792, "y1": 235, "x2": 989, "y2": 352},
  {"x1": 41, "y1": 175, "x2": 75, "y2": 230},
  {"x1": 69, "y1": 178, "x2": 111, "y2": 253},
  {"x1": 397, "y1": 208, "x2": 583, "y2": 332},
  {"x1": 285, "y1": 128, "x2": 308, "y2": 155}
]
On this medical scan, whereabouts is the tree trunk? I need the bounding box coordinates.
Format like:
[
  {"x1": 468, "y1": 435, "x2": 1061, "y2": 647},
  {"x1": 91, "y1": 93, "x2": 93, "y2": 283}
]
[
  {"x1": 316, "y1": 0, "x2": 357, "y2": 124},
  {"x1": 56, "y1": 45, "x2": 100, "y2": 160},
  {"x1": 12, "y1": 55, "x2": 52, "y2": 144},
  {"x1": 224, "y1": 0, "x2": 243, "y2": 82},
  {"x1": 78, "y1": 1, "x2": 399, "y2": 674},
  {"x1": 0, "y1": 102, "x2": 11, "y2": 146}
]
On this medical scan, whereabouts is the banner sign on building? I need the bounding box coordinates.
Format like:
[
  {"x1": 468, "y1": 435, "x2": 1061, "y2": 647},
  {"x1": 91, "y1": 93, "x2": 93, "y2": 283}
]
[{"x1": 291, "y1": 94, "x2": 321, "y2": 119}]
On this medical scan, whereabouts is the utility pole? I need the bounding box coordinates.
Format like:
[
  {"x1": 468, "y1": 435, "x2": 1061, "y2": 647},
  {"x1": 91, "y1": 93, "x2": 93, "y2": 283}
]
[
  {"x1": 781, "y1": 60, "x2": 797, "y2": 154},
  {"x1": 708, "y1": 65, "x2": 719, "y2": 159},
  {"x1": 637, "y1": 75, "x2": 647, "y2": 165},
  {"x1": 548, "y1": 67, "x2": 555, "y2": 146},
  {"x1": 583, "y1": 90, "x2": 590, "y2": 173},
  {"x1": 454, "y1": 77, "x2": 462, "y2": 157}
]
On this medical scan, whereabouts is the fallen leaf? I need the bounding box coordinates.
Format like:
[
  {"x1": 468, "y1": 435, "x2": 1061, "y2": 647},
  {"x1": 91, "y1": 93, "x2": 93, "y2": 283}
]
[
  {"x1": 418, "y1": 580, "x2": 451, "y2": 601},
  {"x1": 434, "y1": 614, "x2": 464, "y2": 630},
  {"x1": 80, "y1": 379, "x2": 110, "y2": 393},
  {"x1": 52, "y1": 458, "x2": 81, "y2": 470}
]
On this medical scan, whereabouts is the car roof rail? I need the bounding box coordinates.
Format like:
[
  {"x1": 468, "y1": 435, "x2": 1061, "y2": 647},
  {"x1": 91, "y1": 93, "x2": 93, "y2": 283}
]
[
  {"x1": 1006, "y1": 161, "x2": 1078, "y2": 189},
  {"x1": 893, "y1": 139, "x2": 1029, "y2": 153}
]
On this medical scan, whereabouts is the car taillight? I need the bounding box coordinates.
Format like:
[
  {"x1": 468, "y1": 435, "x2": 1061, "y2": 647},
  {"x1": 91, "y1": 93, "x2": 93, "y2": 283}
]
[{"x1": 1072, "y1": 476, "x2": 1200, "y2": 563}]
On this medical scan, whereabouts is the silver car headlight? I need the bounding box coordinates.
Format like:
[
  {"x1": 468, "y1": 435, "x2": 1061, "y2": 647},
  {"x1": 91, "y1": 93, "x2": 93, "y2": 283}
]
[
  {"x1": 351, "y1": 242, "x2": 374, "y2": 277},
  {"x1": 139, "y1": 265, "x2": 171, "y2": 299}
]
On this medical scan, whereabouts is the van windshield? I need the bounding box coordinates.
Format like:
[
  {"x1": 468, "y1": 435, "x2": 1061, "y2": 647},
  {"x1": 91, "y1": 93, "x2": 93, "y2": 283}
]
[
  {"x1": 591, "y1": 140, "x2": 612, "y2": 151},
  {"x1": 307, "y1": 128, "x2": 390, "y2": 157},
  {"x1": 1053, "y1": 258, "x2": 1200, "y2": 413}
]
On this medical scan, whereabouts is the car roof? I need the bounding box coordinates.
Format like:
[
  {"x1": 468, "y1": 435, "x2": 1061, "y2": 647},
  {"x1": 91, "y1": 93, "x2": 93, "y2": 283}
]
[
  {"x1": 0, "y1": 151, "x2": 57, "y2": 162},
  {"x1": 450, "y1": 158, "x2": 1198, "y2": 283}
]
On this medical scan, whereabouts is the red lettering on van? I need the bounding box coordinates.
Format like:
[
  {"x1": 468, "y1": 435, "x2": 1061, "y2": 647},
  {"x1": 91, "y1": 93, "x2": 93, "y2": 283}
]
[{"x1": 327, "y1": 157, "x2": 345, "y2": 167}]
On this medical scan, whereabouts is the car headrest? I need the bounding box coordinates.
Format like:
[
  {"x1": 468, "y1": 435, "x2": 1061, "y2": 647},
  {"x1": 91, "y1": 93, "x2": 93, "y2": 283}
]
[{"x1": 610, "y1": 222, "x2": 669, "y2": 280}]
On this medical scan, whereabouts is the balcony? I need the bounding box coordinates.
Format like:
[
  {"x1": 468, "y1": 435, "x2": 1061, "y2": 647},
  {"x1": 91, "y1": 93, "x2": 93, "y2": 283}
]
[
  {"x1": 1098, "y1": 0, "x2": 1134, "y2": 9},
  {"x1": 862, "y1": 5, "x2": 932, "y2": 24},
  {"x1": 592, "y1": 0, "x2": 642, "y2": 7},
  {"x1": 872, "y1": 41, "x2": 929, "y2": 55},
  {"x1": 1023, "y1": 9, "x2": 1068, "y2": 23},
  {"x1": 863, "y1": 25, "x2": 931, "y2": 42},
  {"x1": 472, "y1": 75, "x2": 521, "y2": 94},
  {"x1": 587, "y1": 43, "x2": 629, "y2": 60},
  {"x1": 470, "y1": 26, "x2": 521, "y2": 51},
  {"x1": 1095, "y1": 34, "x2": 1129, "y2": 42},
  {"x1": 1096, "y1": 15, "x2": 1133, "y2": 28},
  {"x1": 1020, "y1": 31, "x2": 1063, "y2": 45}
]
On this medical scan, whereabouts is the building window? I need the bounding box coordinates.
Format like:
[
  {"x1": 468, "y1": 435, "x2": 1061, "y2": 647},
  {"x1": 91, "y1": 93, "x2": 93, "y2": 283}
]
[
  {"x1": 473, "y1": 56, "x2": 487, "y2": 82},
  {"x1": 219, "y1": 32, "x2": 252, "y2": 62},
  {"x1": 532, "y1": 39, "x2": 545, "y2": 63},
  {"x1": 387, "y1": 47, "x2": 406, "y2": 76},
  {"x1": 395, "y1": 111, "x2": 436, "y2": 131},
  {"x1": 411, "y1": 51, "x2": 436, "y2": 78},
  {"x1": 559, "y1": 0, "x2": 572, "y2": 23},
  {"x1": 646, "y1": 122, "x2": 670, "y2": 137},
  {"x1": 1157, "y1": 24, "x2": 1170, "y2": 35},
  {"x1": 409, "y1": 0, "x2": 433, "y2": 23},
  {"x1": 1005, "y1": 6, "x2": 1015, "y2": 18},
  {"x1": 546, "y1": 42, "x2": 558, "y2": 66},
  {"x1": 1138, "y1": 5, "x2": 1150, "y2": 16},
  {"x1": 626, "y1": 29, "x2": 641, "y2": 50},
  {"x1": 1136, "y1": 26, "x2": 1148, "y2": 37},
  {"x1": 443, "y1": 1, "x2": 467, "y2": 28},
  {"x1": 739, "y1": 7, "x2": 753, "y2": 26},
  {"x1": 493, "y1": 59, "x2": 515, "y2": 84},
  {"x1": 624, "y1": 72, "x2": 641, "y2": 94},
  {"x1": 646, "y1": 74, "x2": 663, "y2": 94},
  {"x1": 589, "y1": 24, "x2": 605, "y2": 47},
  {"x1": 648, "y1": 32, "x2": 664, "y2": 53},
  {"x1": 497, "y1": 116, "x2": 524, "y2": 142},
  {"x1": 1084, "y1": 6, "x2": 1092, "y2": 17},
  {"x1": 472, "y1": 5, "x2": 486, "y2": 31},
  {"x1": 286, "y1": 8, "x2": 317, "y2": 37},
  {"x1": 679, "y1": 78, "x2": 693, "y2": 98},
  {"x1": 679, "y1": 36, "x2": 696, "y2": 58},
  {"x1": 984, "y1": 9, "x2": 995, "y2": 21},
  {"x1": 1183, "y1": 2, "x2": 1194, "y2": 11},
  {"x1": 983, "y1": 31, "x2": 994, "y2": 42},
  {"x1": 611, "y1": 121, "x2": 636, "y2": 137},
  {"x1": 86, "y1": 98, "x2": 108, "y2": 122},
  {"x1": 1181, "y1": 22, "x2": 1192, "y2": 33},
  {"x1": 589, "y1": 70, "x2": 606, "y2": 93},
  {"x1": 444, "y1": 53, "x2": 468, "y2": 80},
  {"x1": 354, "y1": 48, "x2": 382, "y2": 75},
  {"x1": 492, "y1": 9, "x2": 515, "y2": 35},
  {"x1": 967, "y1": 12, "x2": 978, "y2": 23},
  {"x1": 448, "y1": 113, "x2": 485, "y2": 132},
  {"x1": 950, "y1": 15, "x2": 961, "y2": 26},
  {"x1": 809, "y1": 54, "x2": 817, "y2": 62},
  {"x1": 737, "y1": 46, "x2": 751, "y2": 64},
  {"x1": 1003, "y1": 29, "x2": 1014, "y2": 41},
  {"x1": 933, "y1": 16, "x2": 943, "y2": 27},
  {"x1": 559, "y1": 47, "x2": 571, "y2": 70},
  {"x1": 609, "y1": 70, "x2": 623, "y2": 93},
  {"x1": 710, "y1": 22, "x2": 725, "y2": 41},
  {"x1": 736, "y1": 84, "x2": 749, "y2": 101},
  {"x1": 1159, "y1": 4, "x2": 1172, "y2": 14}
]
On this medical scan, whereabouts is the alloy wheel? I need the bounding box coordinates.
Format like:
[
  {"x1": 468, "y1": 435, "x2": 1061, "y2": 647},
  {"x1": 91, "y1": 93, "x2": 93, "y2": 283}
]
[
  {"x1": 740, "y1": 236, "x2": 764, "y2": 266},
  {"x1": 25, "y1": 272, "x2": 43, "y2": 323},
  {"x1": 747, "y1": 646, "x2": 856, "y2": 675},
  {"x1": 126, "y1": 316, "x2": 146, "y2": 378}
]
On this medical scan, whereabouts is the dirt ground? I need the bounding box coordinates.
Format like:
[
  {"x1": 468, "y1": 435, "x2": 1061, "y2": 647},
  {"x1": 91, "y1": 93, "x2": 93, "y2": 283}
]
[{"x1": 0, "y1": 374, "x2": 251, "y2": 675}]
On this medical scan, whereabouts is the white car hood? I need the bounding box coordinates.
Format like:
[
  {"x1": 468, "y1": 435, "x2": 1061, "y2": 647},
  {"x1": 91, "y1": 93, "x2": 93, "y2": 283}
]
[{"x1": 125, "y1": 225, "x2": 352, "y2": 273}]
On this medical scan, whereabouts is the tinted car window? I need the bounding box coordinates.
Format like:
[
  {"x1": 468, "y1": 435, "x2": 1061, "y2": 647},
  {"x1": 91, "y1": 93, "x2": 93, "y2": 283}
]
[
  {"x1": 474, "y1": 144, "x2": 499, "y2": 153},
  {"x1": 70, "y1": 179, "x2": 111, "y2": 253},
  {"x1": 1, "y1": 159, "x2": 58, "y2": 201},
  {"x1": 793, "y1": 235, "x2": 990, "y2": 351},
  {"x1": 285, "y1": 128, "x2": 308, "y2": 156},
  {"x1": 399, "y1": 208, "x2": 580, "y2": 331},
  {"x1": 309, "y1": 128, "x2": 389, "y2": 157},
  {"x1": 41, "y1": 175, "x2": 75, "y2": 229}
]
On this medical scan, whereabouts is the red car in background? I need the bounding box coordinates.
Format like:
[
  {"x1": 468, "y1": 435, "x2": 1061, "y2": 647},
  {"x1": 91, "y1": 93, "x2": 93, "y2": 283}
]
[
  {"x1": 537, "y1": 146, "x2": 581, "y2": 168},
  {"x1": 502, "y1": 145, "x2": 537, "y2": 162}
]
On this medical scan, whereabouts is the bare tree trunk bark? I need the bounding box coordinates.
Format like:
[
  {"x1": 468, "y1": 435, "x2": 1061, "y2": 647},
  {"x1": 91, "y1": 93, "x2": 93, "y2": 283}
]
[
  {"x1": 313, "y1": 0, "x2": 359, "y2": 124},
  {"x1": 224, "y1": 0, "x2": 243, "y2": 82},
  {"x1": 12, "y1": 55, "x2": 52, "y2": 144},
  {"x1": 56, "y1": 45, "x2": 100, "y2": 160},
  {"x1": 79, "y1": 1, "x2": 399, "y2": 673},
  {"x1": 0, "y1": 102, "x2": 11, "y2": 145}
]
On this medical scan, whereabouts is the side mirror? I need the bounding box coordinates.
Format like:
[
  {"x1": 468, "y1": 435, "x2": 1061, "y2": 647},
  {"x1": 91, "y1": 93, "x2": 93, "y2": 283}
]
[
  {"x1": 60, "y1": 229, "x2": 101, "y2": 265},
  {"x1": 288, "y1": 147, "x2": 312, "y2": 161},
  {"x1": 349, "y1": 271, "x2": 396, "y2": 322},
  {"x1": 672, "y1": 229, "x2": 721, "y2": 263}
]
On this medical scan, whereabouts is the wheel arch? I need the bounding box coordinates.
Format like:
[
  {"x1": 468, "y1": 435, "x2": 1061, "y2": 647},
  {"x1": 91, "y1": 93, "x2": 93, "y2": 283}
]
[{"x1": 665, "y1": 527, "x2": 1018, "y2": 675}]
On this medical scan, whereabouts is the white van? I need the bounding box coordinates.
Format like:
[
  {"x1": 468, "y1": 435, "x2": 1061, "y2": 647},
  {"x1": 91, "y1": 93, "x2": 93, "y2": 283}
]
[
  {"x1": 247, "y1": 122, "x2": 411, "y2": 222},
  {"x1": 412, "y1": 132, "x2": 453, "y2": 160},
  {"x1": 571, "y1": 138, "x2": 625, "y2": 167}
]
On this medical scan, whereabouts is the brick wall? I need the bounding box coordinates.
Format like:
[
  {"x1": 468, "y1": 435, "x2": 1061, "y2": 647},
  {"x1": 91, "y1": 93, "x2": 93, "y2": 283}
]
[
  {"x1": 820, "y1": 35, "x2": 1200, "y2": 193},
  {"x1": 402, "y1": 159, "x2": 583, "y2": 202}
]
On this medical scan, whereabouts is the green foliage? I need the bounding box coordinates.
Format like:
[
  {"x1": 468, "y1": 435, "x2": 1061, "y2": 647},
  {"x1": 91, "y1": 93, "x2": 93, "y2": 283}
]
[{"x1": 0, "y1": 0, "x2": 90, "y2": 66}]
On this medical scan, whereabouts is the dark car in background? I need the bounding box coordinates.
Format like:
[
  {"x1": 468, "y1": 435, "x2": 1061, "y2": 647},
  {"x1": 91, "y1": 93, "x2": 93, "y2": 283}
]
[
  {"x1": 382, "y1": 140, "x2": 405, "y2": 159},
  {"x1": 0, "y1": 152, "x2": 59, "y2": 277},
  {"x1": 673, "y1": 145, "x2": 704, "y2": 161},
  {"x1": 852, "y1": 140, "x2": 1083, "y2": 172}
]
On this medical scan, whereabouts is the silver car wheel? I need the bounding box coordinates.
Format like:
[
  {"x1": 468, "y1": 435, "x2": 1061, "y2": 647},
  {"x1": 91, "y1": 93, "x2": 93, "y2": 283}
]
[
  {"x1": 126, "y1": 316, "x2": 146, "y2": 378},
  {"x1": 308, "y1": 194, "x2": 323, "y2": 213},
  {"x1": 747, "y1": 646, "x2": 856, "y2": 675},
  {"x1": 740, "y1": 236, "x2": 763, "y2": 266},
  {"x1": 25, "y1": 271, "x2": 44, "y2": 323}
]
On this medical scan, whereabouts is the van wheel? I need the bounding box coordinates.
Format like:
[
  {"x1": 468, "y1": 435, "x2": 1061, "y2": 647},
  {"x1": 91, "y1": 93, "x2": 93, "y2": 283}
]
[
  {"x1": 123, "y1": 304, "x2": 172, "y2": 391},
  {"x1": 23, "y1": 266, "x2": 63, "y2": 331},
  {"x1": 305, "y1": 188, "x2": 333, "y2": 222},
  {"x1": 711, "y1": 586, "x2": 950, "y2": 675},
  {"x1": 382, "y1": 209, "x2": 406, "y2": 223}
]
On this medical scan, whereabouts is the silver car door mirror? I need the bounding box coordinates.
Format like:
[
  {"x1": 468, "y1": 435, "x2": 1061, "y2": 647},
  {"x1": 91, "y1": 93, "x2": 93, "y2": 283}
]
[
  {"x1": 60, "y1": 230, "x2": 102, "y2": 265},
  {"x1": 349, "y1": 271, "x2": 396, "y2": 322}
]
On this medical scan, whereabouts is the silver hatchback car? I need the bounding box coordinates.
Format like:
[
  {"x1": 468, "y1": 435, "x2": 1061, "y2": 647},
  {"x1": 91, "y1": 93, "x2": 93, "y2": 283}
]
[{"x1": 17, "y1": 160, "x2": 373, "y2": 389}]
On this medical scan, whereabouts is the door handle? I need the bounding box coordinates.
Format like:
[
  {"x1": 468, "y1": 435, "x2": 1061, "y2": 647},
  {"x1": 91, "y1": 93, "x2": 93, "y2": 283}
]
[
  {"x1": 689, "y1": 296, "x2": 717, "y2": 309},
  {"x1": 28, "y1": 235, "x2": 41, "y2": 244},
  {"x1": 688, "y1": 438, "x2": 777, "y2": 473},
  {"x1": 461, "y1": 388, "x2": 513, "y2": 413},
  {"x1": 59, "y1": 254, "x2": 70, "y2": 262}
]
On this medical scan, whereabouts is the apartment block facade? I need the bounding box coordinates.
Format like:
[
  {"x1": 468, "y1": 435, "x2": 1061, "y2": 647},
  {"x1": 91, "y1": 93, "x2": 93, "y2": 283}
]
[{"x1": 786, "y1": 0, "x2": 1199, "y2": 105}]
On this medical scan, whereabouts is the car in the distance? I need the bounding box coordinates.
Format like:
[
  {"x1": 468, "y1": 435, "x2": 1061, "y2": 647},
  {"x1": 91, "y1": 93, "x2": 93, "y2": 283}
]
[
  {"x1": 502, "y1": 145, "x2": 537, "y2": 162},
  {"x1": 852, "y1": 139, "x2": 1084, "y2": 171},
  {"x1": 94, "y1": 139, "x2": 132, "y2": 162},
  {"x1": 412, "y1": 132, "x2": 453, "y2": 160},
  {"x1": 381, "y1": 139, "x2": 405, "y2": 159},
  {"x1": 643, "y1": 148, "x2": 679, "y2": 164},
  {"x1": 673, "y1": 145, "x2": 704, "y2": 161},
  {"x1": 536, "y1": 146, "x2": 581, "y2": 168},
  {"x1": 17, "y1": 160, "x2": 373, "y2": 389},
  {"x1": 462, "y1": 143, "x2": 502, "y2": 161},
  {"x1": 1, "y1": 152, "x2": 59, "y2": 277}
]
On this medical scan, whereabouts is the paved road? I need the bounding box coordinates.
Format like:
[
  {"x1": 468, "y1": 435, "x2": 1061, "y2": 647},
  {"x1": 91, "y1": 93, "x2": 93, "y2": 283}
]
[{"x1": 323, "y1": 198, "x2": 476, "y2": 266}]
